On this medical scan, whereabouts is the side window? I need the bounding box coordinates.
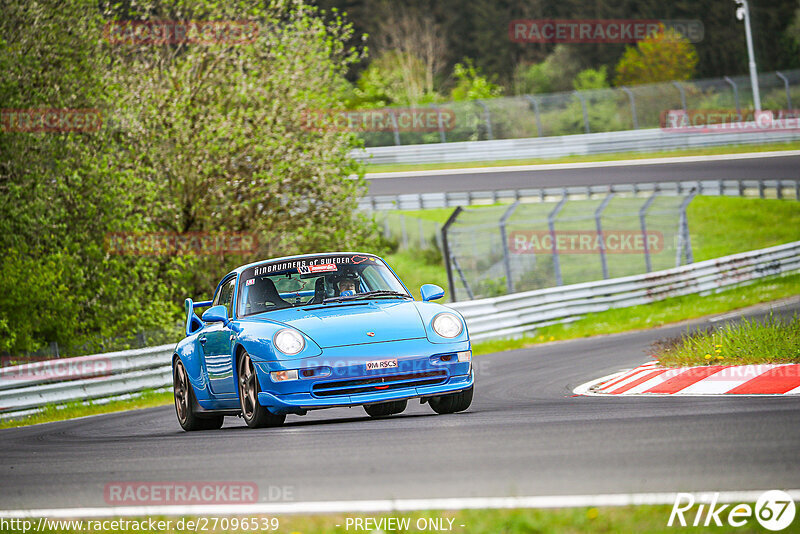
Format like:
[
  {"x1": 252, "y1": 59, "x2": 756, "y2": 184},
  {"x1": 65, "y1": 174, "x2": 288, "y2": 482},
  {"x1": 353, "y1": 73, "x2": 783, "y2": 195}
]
[{"x1": 213, "y1": 278, "x2": 236, "y2": 318}]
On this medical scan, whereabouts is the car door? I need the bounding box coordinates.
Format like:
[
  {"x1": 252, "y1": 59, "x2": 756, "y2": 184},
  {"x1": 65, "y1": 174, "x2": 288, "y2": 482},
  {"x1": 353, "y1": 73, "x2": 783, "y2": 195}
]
[{"x1": 202, "y1": 277, "x2": 237, "y2": 395}]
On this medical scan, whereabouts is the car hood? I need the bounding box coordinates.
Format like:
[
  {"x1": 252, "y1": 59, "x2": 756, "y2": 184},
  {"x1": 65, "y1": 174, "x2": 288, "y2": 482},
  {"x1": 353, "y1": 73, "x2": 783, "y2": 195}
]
[{"x1": 246, "y1": 300, "x2": 426, "y2": 348}]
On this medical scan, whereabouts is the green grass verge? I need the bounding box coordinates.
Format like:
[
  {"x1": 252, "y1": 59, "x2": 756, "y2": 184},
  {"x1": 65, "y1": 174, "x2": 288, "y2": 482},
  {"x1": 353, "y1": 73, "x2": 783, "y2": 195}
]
[
  {"x1": 365, "y1": 140, "x2": 800, "y2": 173},
  {"x1": 652, "y1": 314, "x2": 800, "y2": 367},
  {"x1": 0, "y1": 389, "x2": 173, "y2": 430},
  {"x1": 27, "y1": 505, "x2": 775, "y2": 533},
  {"x1": 472, "y1": 273, "x2": 800, "y2": 356}
]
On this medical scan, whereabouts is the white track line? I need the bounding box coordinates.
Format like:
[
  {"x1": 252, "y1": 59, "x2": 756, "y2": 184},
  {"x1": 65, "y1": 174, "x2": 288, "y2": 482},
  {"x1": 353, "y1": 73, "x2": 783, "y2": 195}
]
[
  {"x1": 2, "y1": 491, "x2": 800, "y2": 518},
  {"x1": 364, "y1": 150, "x2": 800, "y2": 179}
]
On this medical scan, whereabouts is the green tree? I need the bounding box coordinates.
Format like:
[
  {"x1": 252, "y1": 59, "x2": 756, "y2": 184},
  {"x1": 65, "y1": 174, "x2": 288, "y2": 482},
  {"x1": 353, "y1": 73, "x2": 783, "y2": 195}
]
[
  {"x1": 614, "y1": 27, "x2": 699, "y2": 86},
  {"x1": 450, "y1": 59, "x2": 502, "y2": 101}
]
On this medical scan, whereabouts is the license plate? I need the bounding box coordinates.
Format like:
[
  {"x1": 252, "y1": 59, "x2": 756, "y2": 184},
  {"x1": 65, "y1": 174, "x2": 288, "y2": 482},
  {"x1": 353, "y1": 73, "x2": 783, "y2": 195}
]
[{"x1": 365, "y1": 358, "x2": 398, "y2": 371}]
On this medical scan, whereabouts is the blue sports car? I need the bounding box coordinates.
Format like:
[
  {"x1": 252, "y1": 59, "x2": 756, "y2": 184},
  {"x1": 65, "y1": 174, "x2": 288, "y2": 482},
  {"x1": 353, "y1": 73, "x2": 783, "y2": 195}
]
[{"x1": 172, "y1": 252, "x2": 473, "y2": 430}]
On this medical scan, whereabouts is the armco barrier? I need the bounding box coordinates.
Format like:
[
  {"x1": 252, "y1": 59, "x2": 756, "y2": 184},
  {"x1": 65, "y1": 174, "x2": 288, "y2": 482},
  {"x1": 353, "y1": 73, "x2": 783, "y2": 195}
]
[
  {"x1": 0, "y1": 241, "x2": 798, "y2": 417},
  {"x1": 0, "y1": 345, "x2": 173, "y2": 418},
  {"x1": 448, "y1": 240, "x2": 800, "y2": 341},
  {"x1": 351, "y1": 127, "x2": 800, "y2": 165},
  {"x1": 361, "y1": 179, "x2": 800, "y2": 212}
]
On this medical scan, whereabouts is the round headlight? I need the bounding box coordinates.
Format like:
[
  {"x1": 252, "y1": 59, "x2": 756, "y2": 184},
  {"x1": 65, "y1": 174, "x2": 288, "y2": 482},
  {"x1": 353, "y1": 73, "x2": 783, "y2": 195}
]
[
  {"x1": 432, "y1": 312, "x2": 463, "y2": 338},
  {"x1": 273, "y1": 329, "x2": 305, "y2": 355}
]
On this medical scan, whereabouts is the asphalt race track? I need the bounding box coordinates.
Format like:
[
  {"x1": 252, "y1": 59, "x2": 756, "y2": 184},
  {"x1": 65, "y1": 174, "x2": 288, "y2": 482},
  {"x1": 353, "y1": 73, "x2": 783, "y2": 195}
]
[
  {"x1": 1, "y1": 301, "x2": 799, "y2": 511},
  {"x1": 366, "y1": 152, "x2": 800, "y2": 196}
]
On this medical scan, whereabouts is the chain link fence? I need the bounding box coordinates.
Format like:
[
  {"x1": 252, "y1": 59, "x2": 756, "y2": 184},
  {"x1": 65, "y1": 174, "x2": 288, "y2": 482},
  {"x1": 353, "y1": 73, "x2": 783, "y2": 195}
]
[
  {"x1": 358, "y1": 69, "x2": 800, "y2": 147},
  {"x1": 441, "y1": 190, "x2": 695, "y2": 301}
]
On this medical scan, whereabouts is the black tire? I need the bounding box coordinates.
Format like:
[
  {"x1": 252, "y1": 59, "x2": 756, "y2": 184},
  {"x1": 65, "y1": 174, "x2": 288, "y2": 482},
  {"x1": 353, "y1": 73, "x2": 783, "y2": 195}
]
[
  {"x1": 364, "y1": 399, "x2": 408, "y2": 418},
  {"x1": 428, "y1": 386, "x2": 473, "y2": 415},
  {"x1": 238, "y1": 350, "x2": 286, "y2": 429},
  {"x1": 173, "y1": 358, "x2": 224, "y2": 431}
]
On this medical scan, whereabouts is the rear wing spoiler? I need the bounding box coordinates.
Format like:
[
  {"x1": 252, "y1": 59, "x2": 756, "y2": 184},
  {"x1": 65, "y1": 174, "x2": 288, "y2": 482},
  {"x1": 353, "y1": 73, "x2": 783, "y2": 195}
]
[{"x1": 184, "y1": 298, "x2": 212, "y2": 336}]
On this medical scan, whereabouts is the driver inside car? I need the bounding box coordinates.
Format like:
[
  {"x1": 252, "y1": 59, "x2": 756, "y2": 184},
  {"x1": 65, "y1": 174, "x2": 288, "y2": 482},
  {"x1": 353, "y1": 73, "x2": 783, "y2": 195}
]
[{"x1": 335, "y1": 272, "x2": 361, "y2": 297}]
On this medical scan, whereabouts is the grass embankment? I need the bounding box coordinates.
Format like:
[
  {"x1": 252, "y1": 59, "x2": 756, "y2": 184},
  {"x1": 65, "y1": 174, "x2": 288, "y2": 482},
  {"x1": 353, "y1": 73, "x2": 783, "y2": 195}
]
[
  {"x1": 365, "y1": 140, "x2": 800, "y2": 173},
  {"x1": 27, "y1": 506, "x2": 773, "y2": 534},
  {"x1": 472, "y1": 273, "x2": 800, "y2": 356},
  {"x1": 651, "y1": 314, "x2": 800, "y2": 368},
  {"x1": 0, "y1": 389, "x2": 172, "y2": 430}
]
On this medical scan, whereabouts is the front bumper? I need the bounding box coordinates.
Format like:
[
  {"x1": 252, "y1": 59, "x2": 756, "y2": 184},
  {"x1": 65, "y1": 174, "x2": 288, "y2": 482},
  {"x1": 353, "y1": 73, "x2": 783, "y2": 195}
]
[{"x1": 252, "y1": 339, "x2": 472, "y2": 415}]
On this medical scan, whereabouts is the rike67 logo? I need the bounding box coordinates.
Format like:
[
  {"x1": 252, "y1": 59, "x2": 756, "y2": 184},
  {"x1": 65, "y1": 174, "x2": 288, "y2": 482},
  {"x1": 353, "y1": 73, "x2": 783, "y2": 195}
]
[{"x1": 668, "y1": 491, "x2": 796, "y2": 531}]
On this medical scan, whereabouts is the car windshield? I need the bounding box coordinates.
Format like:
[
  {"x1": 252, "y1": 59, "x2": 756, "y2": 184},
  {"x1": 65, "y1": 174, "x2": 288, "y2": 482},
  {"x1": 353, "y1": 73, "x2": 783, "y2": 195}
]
[{"x1": 237, "y1": 253, "x2": 411, "y2": 317}]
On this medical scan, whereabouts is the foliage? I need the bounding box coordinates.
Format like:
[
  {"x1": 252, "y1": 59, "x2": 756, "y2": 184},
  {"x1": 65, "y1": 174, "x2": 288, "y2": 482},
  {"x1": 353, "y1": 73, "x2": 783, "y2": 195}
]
[
  {"x1": 573, "y1": 67, "x2": 610, "y2": 91},
  {"x1": 652, "y1": 314, "x2": 800, "y2": 367},
  {"x1": 450, "y1": 59, "x2": 503, "y2": 101},
  {"x1": 0, "y1": 0, "x2": 384, "y2": 355},
  {"x1": 614, "y1": 27, "x2": 699, "y2": 86},
  {"x1": 512, "y1": 45, "x2": 583, "y2": 95}
]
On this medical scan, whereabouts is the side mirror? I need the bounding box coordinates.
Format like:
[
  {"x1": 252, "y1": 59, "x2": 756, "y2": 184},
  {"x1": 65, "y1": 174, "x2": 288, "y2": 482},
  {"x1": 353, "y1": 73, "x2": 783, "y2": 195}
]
[
  {"x1": 202, "y1": 305, "x2": 230, "y2": 325},
  {"x1": 420, "y1": 284, "x2": 445, "y2": 302}
]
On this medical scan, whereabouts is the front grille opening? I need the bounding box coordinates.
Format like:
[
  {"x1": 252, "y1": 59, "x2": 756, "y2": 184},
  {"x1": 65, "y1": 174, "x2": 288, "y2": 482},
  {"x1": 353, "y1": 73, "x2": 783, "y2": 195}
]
[{"x1": 312, "y1": 370, "x2": 448, "y2": 397}]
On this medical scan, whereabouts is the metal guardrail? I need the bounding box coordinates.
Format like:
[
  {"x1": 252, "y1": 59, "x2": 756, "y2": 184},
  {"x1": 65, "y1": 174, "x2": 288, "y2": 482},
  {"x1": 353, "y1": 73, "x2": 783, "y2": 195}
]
[
  {"x1": 352, "y1": 128, "x2": 800, "y2": 165},
  {"x1": 1, "y1": 239, "x2": 798, "y2": 417},
  {"x1": 0, "y1": 345, "x2": 173, "y2": 418},
  {"x1": 448, "y1": 241, "x2": 800, "y2": 341},
  {"x1": 360, "y1": 179, "x2": 800, "y2": 211}
]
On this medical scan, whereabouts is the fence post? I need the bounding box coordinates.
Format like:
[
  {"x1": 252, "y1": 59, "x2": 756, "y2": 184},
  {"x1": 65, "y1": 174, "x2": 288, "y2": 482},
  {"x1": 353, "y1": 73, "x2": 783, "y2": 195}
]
[
  {"x1": 575, "y1": 91, "x2": 590, "y2": 133},
  {"x1": 639, "y1": 191, "x2": 658, "y2": 273},
  {"x1": 400, "y1": 215, "x2": 408, "y2": 249},
  {"x1": 672, "y1": 81, "x2": 687, "y2": 113},
  {"x1": 548, "y1": 192, "x2": 568, "y2": 286},
  {"x1": 595, "y1": 192, "x2": 614, "y2": 279},
  {"x1": 677, "y1": 191, "x2": 697, "y2": 265},
  {"x1": 441, "y1": 207, "x2": 463, "y2": 301},
  {"x1": 723, "y1": 76, "x2": 742, "y2": 120},
  {"x1": 621, "y1": 86, "x2": 639, "y2": 129},
  {"x1": 430, "y1": 104, "x2": 447, "y2": 143},
  {"x1": 776, "y1": 72, "x2": 792, "y2": 110},
  {"x1": 476, "y1": 100, "x2": 494, "y2": 140},
  {"x1": 499, "y1": 201, "x2": 520, "y2": 293},
  {"x1": 389, "y1": 109, "x2": 401, "y2": 146},
  {"x1": 524, "y1": 95, "x2": 543, "y2": 137}
]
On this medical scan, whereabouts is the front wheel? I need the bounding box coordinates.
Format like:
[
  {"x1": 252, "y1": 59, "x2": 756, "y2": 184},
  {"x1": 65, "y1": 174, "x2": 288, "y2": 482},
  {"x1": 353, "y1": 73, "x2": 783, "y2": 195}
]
[
  {"x1": 238, "y1": 350, "x2": 286, "y2": 429},
  {"x1": 428, "y1": 386, "x2": 473, "y2": 414},
  {"x1": 173, "y1": 359, "x2": 224, "y2": 431},
  {"x1": 364, "y1": 399, "x2": 407, "y2": 418}
]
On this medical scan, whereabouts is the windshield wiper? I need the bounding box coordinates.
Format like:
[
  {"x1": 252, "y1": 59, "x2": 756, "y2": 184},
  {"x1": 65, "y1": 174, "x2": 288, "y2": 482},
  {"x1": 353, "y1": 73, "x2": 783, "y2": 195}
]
[{"x1": 322, "y1": 290, "x2": 412, "y2": 304}]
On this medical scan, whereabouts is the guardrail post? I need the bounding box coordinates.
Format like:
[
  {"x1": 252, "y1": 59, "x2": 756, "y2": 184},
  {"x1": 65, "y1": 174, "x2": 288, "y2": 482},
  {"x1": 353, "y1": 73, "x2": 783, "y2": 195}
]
[
  {"x1": 499, "y1": 201, "x2": 520, "y2": 293},
  {"x1": 723, "y1": 76, "x2": 742, "y2": 121},
  {"x1": 442, "y1": 207, "x2": 463, "y2": 301},
  {"x1": 575, "y1": 91, "x2": 590, "y2": 133},
  {"x1": 777, "y1": 179, "x2": 783, "y2": 200},
  {"x1": 389, "y1": 110, "x2": 401, "y2": 146},
  {"x1": 676, "y1": 191, "x2": 697, "y2": 266},
  {"x1": 672, "y1": 81, "x2": 687, "y2": 113},
  {"x1": 776, "y1": 72, "x2": 792, "y2": 110},
  {"x1": 595, "y1": 192, "x2": 614, "y2": 279},
  {"x1": 524, "y1": 95, "x2": 543, "y2": 137},
  {"x1": 430, "y1": 104, "x2": 447, "y2": 143},
  {"x1": 476, "y1": 100, "x2": 494, "y2": 140},
  {"x1": 639, "y1": 191, "x2": 658, "y2": 272},
  {"x1": 621, "y1": 87, "x2": 639, "y2": 129},
  {"x1": 548, "y1": 192, "x2": 568, "y2": 286},
  {"x1": 796, "y1": 180, "x2": 800, "y2": 201}
]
